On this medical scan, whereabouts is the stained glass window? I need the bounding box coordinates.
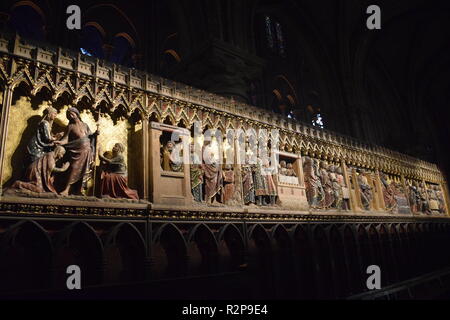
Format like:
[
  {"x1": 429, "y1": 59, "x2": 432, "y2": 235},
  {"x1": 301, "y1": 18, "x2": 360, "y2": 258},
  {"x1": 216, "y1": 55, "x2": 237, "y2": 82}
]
[
  {"x1": 287, "y1": 110, "x2": 295, "y2": 119},
  {"x1": 275, "y1": 22, "x2": 285, "y2": 56},
  {"x1": 265, "y1": 16, "x2": 274, "y2": 49},
  {"x1": 80, "y1": 48, "x2": 93, "y2": 56},
  {"x1": 312, "y1": 113, "x2": 324, "y2": 129}
]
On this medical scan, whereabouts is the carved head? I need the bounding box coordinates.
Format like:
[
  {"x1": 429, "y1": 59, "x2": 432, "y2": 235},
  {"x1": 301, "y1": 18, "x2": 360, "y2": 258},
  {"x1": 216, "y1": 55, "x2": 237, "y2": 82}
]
[
  {"x1": 44, "y1": 106, "x2": 57, "y2": 121},
  {"x1": 66, "y1": 107, "x2": 81, "y2": 122},
  {"x1": 280, "y1": 160, "x2": 286, "y2": 168},
  {"x1": 112, "y1": 143, "x2": 125, "y2": 155},
  {"x1": 166, "y1": 141, "x2": 175, "y2": 151},
  {"x1": 54, "y1": 146, "x2": 66, "y2": 160}
]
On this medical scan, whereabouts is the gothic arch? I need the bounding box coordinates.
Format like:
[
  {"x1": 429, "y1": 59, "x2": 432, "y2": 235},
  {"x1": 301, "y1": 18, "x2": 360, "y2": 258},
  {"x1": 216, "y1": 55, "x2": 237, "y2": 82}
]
[
  {"x1": 217, "y1": 224, "x2": 245, "y2": 272},
  {"x1": 343, "y1": 225, "x2": 361, "y2": 294},
  {"x1": 293, "y1": 224, "x2": 315, "y2": 298},
  {"x1": 152, "y1": 223, "x2": 187, "y2": 278},
  {"x1": 357, "y1": 224, "x2": 371, "y2": 289},
  {"x1": 313, "y1": 225, "x2": 334, "y2": 299},
  {"x1": 53, "y1": 221, "x2": 103, "y2": 288},
  {"x1": 103, "y1": 222, "x2": 146, "y2": 283},
  {"x1": 247, "y1": 224, "x2": 274, "y2": 298},
  {"x1": 0, "y1": 220, "x2": 52, "y2": 292},
  {"x1": 271, "y1": 224, "x2": 295, "y2": 298},
  {"x1": 329, "y1": 225, "x2": 349, "y2": 298},
  {"x1": 186, "y1": 224, "x2": 218, "y2": 275}
]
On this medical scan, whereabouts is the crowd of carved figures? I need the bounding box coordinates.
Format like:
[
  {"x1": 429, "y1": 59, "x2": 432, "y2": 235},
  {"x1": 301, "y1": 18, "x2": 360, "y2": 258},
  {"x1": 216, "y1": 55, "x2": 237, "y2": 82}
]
[
  {"x1": 160, "y1": 137, "x2": 281, "y2": 207},
  {"x1": 405, "y1": 180, "x2": 447, "y2": 215},
  {"x1": 303, "y1": 156, "x2": 350, "y2": 211},
  {"x1": 2, "y1": 105, "x2": 448, "y2": 216}
]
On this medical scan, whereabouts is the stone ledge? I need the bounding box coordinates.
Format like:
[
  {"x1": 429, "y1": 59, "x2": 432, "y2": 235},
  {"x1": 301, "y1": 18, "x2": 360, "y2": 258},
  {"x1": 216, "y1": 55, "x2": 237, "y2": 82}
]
[{"x1": 0, "y1": 196, "x2": 448, "y2": 222}]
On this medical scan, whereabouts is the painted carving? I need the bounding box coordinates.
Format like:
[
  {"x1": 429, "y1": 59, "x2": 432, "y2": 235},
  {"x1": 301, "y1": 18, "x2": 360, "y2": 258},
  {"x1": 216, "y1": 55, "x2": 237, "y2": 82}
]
[
  {"x1": 222, "y1": 164, "x2": 235, "y2": 204},
  {"x1": 6, "y1": 146, "x2": 68, "y2": 195},
  {"x1": 203, "y1": 146, "x2": 223, "y2": 205},
  {"x1": 98, "y1": 143, "x2": 139, "y2": 200},
  {"x1": 380, "y1": 173, "x2": 397, "y2": 211},
  {"x1": 357, "y1": 169, "x2": 373, "y2": 210},
  {"x1": 55, "y1": 107, "x2": 98, "y2": 196},
  {"x1": 190, "y1": 150, "x2": 203, "y2": 202},
  {"x1": 303, "y1": 156, "x2": 324, "y2": 208},
  {"x1": 161, "y1": 141, "x2": 183, "y2": 172},
  {"x1": 26, "y1": 107, "x2": 63, "y2": 164},
  {"x1": 242, "y1": 163, "x2": 255, "y2": 205}
]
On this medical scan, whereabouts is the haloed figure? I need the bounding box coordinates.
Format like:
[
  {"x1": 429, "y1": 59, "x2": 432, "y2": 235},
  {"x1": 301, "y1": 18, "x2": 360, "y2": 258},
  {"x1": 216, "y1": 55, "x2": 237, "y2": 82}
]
[
  {"x1": 98, "y1": 143, "x2": 139, "y2": 200},
  {"x1": 55, "y1": 107, "x2": 98, "y2": 196}
]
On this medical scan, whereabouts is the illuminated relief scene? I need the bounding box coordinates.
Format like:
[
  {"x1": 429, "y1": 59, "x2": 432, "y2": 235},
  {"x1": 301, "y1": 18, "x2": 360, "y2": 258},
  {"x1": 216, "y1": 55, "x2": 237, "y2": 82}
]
[{"x1": 0, "y1": 0, "x2": 449, "y2": 301}]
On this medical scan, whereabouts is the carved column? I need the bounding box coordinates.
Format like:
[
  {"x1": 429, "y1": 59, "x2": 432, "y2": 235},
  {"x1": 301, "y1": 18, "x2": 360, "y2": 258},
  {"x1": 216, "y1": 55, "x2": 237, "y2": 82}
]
[
  {"x1": 0, "y1": 84, "x2": 13, "y2": 193},
  {"x1": 142, "y1": 117, "x2": 149, "y2": 200},
  {"x1": 297, "y1": 153, "x2": 306, "y2": 188},
  {"x1": 233, "y1": 132, "x2": 244, "y2": 204},
  {"x1": 341, "y1": 161, "x2": 356, "y2": 212},
  {"x1": 368, "y1": 173, "x2": 378, "y2": 210},
  {"x1": 440, "y1": 182, "x2": 450, "y2": 216},
  {"x1": 352, "y1": 169, "x2": 363, "y2": 212},
  {"x1": 374, "y1": 170, "x2": 386, "y2": 211}
]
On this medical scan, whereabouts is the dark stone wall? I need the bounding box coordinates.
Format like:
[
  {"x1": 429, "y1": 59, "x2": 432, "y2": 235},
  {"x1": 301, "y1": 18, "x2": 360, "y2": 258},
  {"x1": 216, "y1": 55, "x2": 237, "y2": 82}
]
[{"x1": 1, "y1": 214, "x2": 449, "y2": 299}]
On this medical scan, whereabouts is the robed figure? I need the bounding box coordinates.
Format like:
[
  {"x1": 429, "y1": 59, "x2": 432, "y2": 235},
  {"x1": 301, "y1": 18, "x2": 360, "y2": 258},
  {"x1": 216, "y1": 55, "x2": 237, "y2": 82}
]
[
  {"x1": 98, "y1": 143, "x2": 139, "y2": 200},
  {"x1": 358, "y1": 170, "x2": 373, "y2": 210},
  {"x1": 26, "y1": 107, "x2": 62, "y2": 164},
  {"x1": 303, "y1": 157, "x2": 324, "y2": 208},
  {"x1": 190, "y1": 151, "x2": 203, "y2": 202},
  {"x1": 8, "y1": 146, "x2": 69, "y2": 194},
  {"x1": 203, "y1": 148, "x2": 222, "y2": 204},
  {"x1": 262, "y1": 159, "x2": 277, "y2": 205},
  {"x1": 380, "y1": 173, "x2": 396, "y2": 211},
  {"x1": 56, "y1": 107, "x2": 98, "y2": 196},
  {"x1": 242, "y1": 164, "x2": 255, "y2": 205},
  {"x1": 222, "y1": 164, "x2": 235, "y2": 204},
  {"x1": 161, "y1": 141, "x2": 183, "y2": 172}
]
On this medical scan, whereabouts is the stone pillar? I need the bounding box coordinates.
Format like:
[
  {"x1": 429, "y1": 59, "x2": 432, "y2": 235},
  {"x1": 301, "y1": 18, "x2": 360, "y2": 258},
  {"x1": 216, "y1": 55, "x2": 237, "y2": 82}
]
[
  {"x1": 141, "y1": 117, "x2": 149, "y2": 200},
  {"x1": 341, "y1": 162, "x2": 352, "y2": 212},
  {"x1": 0, "y1": 84, "x2": 13, "y2": 193},
  {"x1": 440, "y1": 182, "x2": 450, "y2": 216},
  {"x1": 144, "y1": 256, "x2": 155, "y2": 281},
  {"x1": 400, "y1": 175, "x2": 408, "y2": 204},
  {"x1": 297, "y1": 153, "x2": 306, "y2": 188},
  {"x1": 233, "y1": 133, "x2": 244, "y2": 204},
  {"x1": 341, "y1": 161, "x2": 354, "y2": 212},
  {"x1": 353, "y1": 169, "x2": 364, "y2": 212},
  {"x1": 373, "y1": 171, "x2": 385, "y2": 211}
]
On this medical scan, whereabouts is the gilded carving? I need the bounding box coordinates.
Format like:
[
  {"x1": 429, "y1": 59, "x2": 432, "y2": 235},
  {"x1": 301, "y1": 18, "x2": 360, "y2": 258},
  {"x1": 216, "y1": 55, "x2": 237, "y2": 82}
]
[{"x1": 0, "y1": 34, "x2": 448, "y2": 218}]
